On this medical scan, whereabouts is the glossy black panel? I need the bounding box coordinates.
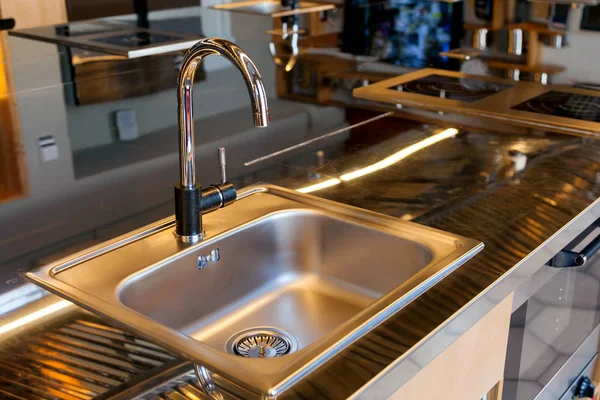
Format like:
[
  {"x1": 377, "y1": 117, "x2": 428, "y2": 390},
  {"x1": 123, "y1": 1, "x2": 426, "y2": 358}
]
[{"x1": 513, "y1": 91, "x2": 600, "y2": 123}]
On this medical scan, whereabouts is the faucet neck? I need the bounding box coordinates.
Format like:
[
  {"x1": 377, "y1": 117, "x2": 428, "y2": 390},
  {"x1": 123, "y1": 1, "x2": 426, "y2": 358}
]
[
  {"x1": 177, "y1": 38, "x2": 269, "y2": 189},
  {"x1": 175, "y1": 38, "x2": 269, "y2": 241}
]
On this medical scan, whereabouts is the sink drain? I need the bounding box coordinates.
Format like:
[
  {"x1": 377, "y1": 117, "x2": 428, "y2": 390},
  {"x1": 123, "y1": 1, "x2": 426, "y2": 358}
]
[{"x1": 226, "y1": 328, "x2": 298, "y2": 358}]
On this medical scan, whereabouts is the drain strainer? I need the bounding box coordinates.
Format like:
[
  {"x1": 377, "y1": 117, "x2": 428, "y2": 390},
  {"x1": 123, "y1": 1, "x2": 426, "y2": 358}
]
[{"x1": 226, "y1": 328, "x2": 298, "y2": 358}]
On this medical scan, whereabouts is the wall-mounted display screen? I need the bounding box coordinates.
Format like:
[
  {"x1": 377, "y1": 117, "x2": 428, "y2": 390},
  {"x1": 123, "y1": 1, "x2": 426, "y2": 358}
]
[
  {"x1": 387, "y1": 1, "x2": 459, "y2": 67},
  {"x1": 341, "y1": 0, "x2": 462, "y2": 69}
]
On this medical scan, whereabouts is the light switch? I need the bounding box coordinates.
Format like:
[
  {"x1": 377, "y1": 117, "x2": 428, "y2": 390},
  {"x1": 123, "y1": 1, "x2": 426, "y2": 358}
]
[
  {"x1": 113, "y1": 110, "x2": 139, "y2": 141},
  {"x1": 38, "y1": 135, "x2": 58, "y2": 162}
]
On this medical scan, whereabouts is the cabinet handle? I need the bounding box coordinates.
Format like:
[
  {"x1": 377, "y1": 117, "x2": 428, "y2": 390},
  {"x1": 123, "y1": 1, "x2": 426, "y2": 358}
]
[
  {"x1": 575, "y1": 375, "x2": 595, "y2": 398},
  {"x1": 548, "y1": 233, "x2": 600, "y2": 268}
]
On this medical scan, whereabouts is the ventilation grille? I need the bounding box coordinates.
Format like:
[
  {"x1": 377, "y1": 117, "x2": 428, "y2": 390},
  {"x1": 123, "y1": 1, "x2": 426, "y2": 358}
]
[
  {"x1": 0, "y1": 316, "x2": 177, "y2": 400},
  {"x1": 139, "y1": 371, "x2": 208, "y2": 400},
  {"x1": 153, "y1": 380, "x2": 208, "y2": 400}
]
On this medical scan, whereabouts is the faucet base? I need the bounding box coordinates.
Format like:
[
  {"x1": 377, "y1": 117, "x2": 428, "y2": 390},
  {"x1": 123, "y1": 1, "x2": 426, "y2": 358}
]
[
  {"x1": 174, "y1": 185, "x2": 202, "y2": 239},
  {"x1": 173, "y1": 230, "x2": 203, "y2": 244}
]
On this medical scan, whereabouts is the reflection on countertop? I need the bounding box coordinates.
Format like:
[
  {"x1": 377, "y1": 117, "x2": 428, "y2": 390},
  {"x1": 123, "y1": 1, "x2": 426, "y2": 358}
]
[
  {"x1": 0, "y1": 2, "x2": 600, "y2": 398},
  {"x1": 1, "y1": 111, "x2": 600, "y2": 398}
]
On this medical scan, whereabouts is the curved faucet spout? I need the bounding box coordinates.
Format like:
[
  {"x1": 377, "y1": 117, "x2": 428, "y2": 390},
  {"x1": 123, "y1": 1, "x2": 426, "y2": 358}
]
[
  {"x1": 177, "y1": 37, "x2": 270, "y2": 189},
  {"x1": 174, "y1": 38, "x2": 269, "y2": 242}
]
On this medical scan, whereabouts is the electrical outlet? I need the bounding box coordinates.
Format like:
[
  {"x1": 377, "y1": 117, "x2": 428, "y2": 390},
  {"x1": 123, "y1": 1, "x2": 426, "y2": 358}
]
[
  {"x1": 38, "y1": 135, "x2": 58, "y2": 162},
  {"x1": 113, "y1": 110, "x2": 139, "y2": 141}
]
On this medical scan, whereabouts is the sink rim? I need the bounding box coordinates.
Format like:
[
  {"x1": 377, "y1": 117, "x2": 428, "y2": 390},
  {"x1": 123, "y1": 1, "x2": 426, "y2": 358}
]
[{"x1": 26, "y1": 184, "x2": 483, "y2": 397}]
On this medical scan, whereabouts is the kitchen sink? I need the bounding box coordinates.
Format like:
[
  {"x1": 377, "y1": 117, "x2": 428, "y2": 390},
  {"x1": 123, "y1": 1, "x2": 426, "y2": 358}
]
[{"x1": 27, "y1": 184, "x2": 482, "y2": 398}]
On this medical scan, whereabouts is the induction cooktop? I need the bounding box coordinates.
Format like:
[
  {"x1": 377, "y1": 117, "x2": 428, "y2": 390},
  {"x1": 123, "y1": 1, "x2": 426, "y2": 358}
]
[
  {"x1": 90, "y1": 31, "x2": 189, "y2": 48},
  {"x1": 389, "y1": 74, "x2": 513, "y2": 102},
  {"x1": 54, "y1": 22, "x2": 125, "y2": 37},
  {"x1": 9, "y1": 20, "x2": 200, "y2": 58},
  {"x1": 512, "y1": 91, "x2": 600, "y2": 123},
  {"x1": 353, "y1": 68, "x2": 600, "y2": 138}
]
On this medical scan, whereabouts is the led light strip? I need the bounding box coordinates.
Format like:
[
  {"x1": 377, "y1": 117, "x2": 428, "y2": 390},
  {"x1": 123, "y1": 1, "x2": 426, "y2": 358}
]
[
  {"x1": 297, "y1": 178, "x2": 342, "y2": 194},
  {"x1": 0, "y1": 300, "x2": 71, "y2": 335},
  {"x1": 296, "y1": 128, "x2": 458, "y2": 194}
]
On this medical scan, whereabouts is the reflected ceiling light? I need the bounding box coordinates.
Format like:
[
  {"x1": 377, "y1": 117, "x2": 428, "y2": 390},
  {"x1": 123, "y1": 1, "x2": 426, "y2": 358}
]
[
  {"x1": 340, "y1": 128, "x2": 458, "y2": 181},
  {"x1": 0, "y1": 299, "x2": 71, "y2": 335},
  {"x1": 295, "y1": 128, "x2": 458, "y2": 194},
  {"x1": 297, "y1": 178, "x2": 341, "y2": 193}
]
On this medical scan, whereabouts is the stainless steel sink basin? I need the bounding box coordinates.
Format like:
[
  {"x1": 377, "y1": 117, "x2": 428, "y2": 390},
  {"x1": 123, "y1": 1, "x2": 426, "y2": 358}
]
[{"x1": 27, "y1": 184, "x2": 482, "y2": 398}]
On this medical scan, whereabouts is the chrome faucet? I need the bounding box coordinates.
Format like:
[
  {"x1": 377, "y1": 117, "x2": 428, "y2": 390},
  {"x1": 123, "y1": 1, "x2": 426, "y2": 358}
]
[{"x1": 174, "y1": 38, "x2": 270, "y2": 242}]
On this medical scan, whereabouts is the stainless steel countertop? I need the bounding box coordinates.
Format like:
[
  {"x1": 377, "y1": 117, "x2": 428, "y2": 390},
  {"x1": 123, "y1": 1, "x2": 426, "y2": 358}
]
[
  {"x1": 253, "y1": 116, "x2": 600, "y2": 399},
  {"x1": 1, "y1": 113, "x2": 599, "y2": 398},
  {"x1": 1, "y1": 4, "x2": 599, "y2": 397}
]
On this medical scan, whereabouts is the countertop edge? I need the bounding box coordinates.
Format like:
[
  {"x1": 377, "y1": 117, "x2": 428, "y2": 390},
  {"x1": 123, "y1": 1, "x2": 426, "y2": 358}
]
[{"x1": 349, "y1": 197, "x2": 600, "y2": 399}]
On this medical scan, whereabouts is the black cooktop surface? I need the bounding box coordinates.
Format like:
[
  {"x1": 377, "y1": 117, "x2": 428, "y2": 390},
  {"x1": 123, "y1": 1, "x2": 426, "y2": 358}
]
[
  {"x1": 512, "y1": 91, "x2": 600, "y2": 123},
  {"x1": 54, "y1": 22, "x2": 126, "y2": 37},
  {"x1": 389, "y1": 74, "x2": 513, "y2": 102},
  {"x1": 90, "y1": 32, "x2": 187, "y2": 48}
]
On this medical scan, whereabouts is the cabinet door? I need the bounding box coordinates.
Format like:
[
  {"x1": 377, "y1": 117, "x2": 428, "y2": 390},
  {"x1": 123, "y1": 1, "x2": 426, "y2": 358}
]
[
  {"x1": 389, "y1": 294, "x2": 513, "y2": 400},
  {"x1": 503, "y1": 226, "x2": 600, "y2": 400}
]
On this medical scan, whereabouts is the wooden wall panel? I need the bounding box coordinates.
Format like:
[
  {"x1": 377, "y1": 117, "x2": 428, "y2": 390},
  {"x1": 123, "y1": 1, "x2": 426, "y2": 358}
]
[
  {"x1": 0, "y1": 0, "x2": 67, "y2": 29},
  {"x1": 0, "y1": 0, "x2": 67, "y2": 203},
  {"x1": 0, "y1": 32, "x2": 26, "y2": 202}
]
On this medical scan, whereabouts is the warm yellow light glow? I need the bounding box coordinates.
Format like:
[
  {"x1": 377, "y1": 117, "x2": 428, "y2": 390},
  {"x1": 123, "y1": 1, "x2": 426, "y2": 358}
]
[
  {"x1": 340, "y1": 128, "x2": 458, "y2": 181},
  {"x1": 0, "y1": 300, "x2": 71, "y2": 335},
  {"x1": 296, "y1": 178, "x2": 341, "y2": 193},
  {"x1": 294, "y1": 128, "x2": 458, "y2": 194},
  {"x1": 0, "y1": 39, "x2": 9, "y2": 98}
]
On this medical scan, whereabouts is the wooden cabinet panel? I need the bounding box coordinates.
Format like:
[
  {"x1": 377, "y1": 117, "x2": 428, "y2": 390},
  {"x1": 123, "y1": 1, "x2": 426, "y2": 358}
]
[
  {"x1": 0, "y1": 0, "x2": 67, "y2": 204},
  {"x1": 389, "y1": 294, "x2": 513, "y2": 400},
  {"x1": 0, "y1": 0, "x2": 67, "y2": 29}
]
